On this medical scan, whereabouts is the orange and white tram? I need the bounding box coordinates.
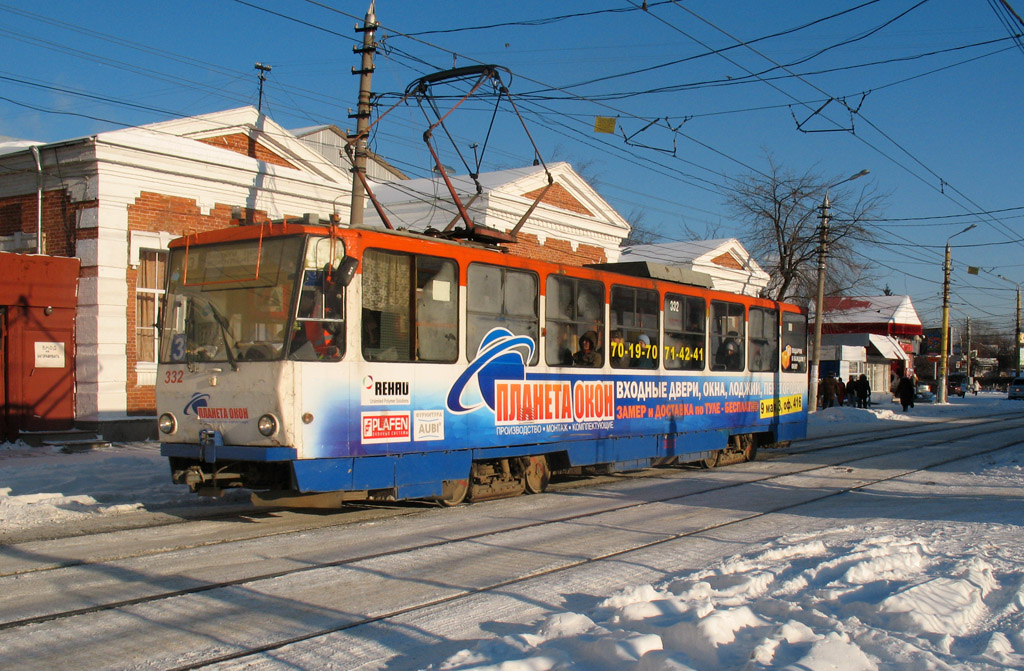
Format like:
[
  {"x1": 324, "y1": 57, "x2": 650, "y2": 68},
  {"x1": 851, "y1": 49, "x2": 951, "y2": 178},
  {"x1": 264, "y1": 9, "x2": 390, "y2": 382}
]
[{"x1": 156, "y1": 221, "x2": 808, "y2": 505}]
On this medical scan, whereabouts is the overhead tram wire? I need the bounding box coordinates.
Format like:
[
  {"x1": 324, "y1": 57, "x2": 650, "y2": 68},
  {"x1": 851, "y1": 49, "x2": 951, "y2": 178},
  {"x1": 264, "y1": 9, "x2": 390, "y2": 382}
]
[
  {"x1": 271, "y1": 0, "x2": 776, "y2": 185},
  {"x1": 537, "y1": 36, "x2": 1021, "y2": 102},
  {"x1": 655, "y1": 0, "x2": 1024, "y2": 254},
  {"x1": 518, "y1": 0, "x2": 886, "y2": 95}
]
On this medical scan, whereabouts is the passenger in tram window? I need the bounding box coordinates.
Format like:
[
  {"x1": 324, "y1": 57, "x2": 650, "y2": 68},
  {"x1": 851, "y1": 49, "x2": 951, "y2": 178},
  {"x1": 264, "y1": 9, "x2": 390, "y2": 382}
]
[
  {"x1": 362, "y1": 309, "x2": 381, "y2": 349},
  {"x1": 573, "y1": 331, "x2": 602, "y2": 367},
  {"x1": 634, "y1": 333, "x2": 657, "y2": 369},
  {"x1": 715, "y1": 333, "x2": 743, "y2": 371}
]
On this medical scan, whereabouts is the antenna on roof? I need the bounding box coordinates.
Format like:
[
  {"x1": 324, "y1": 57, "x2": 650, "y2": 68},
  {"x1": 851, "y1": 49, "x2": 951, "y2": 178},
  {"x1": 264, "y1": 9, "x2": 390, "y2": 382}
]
[{"x1": 254, "y1": 63, "x2": 272, "y2": 112}]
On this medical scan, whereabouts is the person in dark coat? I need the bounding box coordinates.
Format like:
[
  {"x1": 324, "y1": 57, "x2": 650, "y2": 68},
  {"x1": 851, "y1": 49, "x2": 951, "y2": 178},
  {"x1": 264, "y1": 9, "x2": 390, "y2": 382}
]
[
  {"x1": 573, "y1": 331, "x2": 602, "y2": 367},
  {"x1": 895, "y1": 375, "x2": 915, "y2": 412},
  {"x1": 855, "y1": 374, "x2": 872, "y2": 408},
  {"x1": 836, "y1": 376, "x2": 847, "y2": 407},
  {"x1": 821, "y1": 374, "x2": 837, "y2": 408}
]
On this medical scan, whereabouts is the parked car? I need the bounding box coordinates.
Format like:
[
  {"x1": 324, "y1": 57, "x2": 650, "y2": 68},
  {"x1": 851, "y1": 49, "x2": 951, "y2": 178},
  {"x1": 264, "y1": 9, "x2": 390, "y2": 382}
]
[
  {"x1": 915, "y1": 384, "x2": 935, "y2": 403},
  {"x1": 1009, "y1": 377, "x2": 1024, "y2": 400}
]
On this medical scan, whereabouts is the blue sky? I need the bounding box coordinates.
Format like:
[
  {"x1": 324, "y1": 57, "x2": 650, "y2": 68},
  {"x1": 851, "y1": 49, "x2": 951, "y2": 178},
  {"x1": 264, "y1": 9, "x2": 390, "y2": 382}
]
[{"x1": 3, "y1": 0, "x2": 1023, "y2": 336}]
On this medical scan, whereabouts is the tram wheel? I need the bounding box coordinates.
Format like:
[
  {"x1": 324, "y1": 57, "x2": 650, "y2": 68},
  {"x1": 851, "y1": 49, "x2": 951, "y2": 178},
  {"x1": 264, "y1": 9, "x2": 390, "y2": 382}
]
[
  {"x1": 700, "y1": 451, "x2": 721, "y2": 469},
  {"x1": 439, "y1": 478, "x2": 469, "y2": 507},
  {"x1": 523, "y1": 456, "x2": 550, "y2": 494},
  {"x1": 736, "y1": 434, "x2": 758, "y2": 462}
]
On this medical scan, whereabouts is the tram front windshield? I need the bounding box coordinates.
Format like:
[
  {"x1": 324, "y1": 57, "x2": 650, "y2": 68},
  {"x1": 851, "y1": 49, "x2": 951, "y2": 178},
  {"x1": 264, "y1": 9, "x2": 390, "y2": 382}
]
[{"x1": 160, "y1": 236, "x2": 305, "y2": 364}]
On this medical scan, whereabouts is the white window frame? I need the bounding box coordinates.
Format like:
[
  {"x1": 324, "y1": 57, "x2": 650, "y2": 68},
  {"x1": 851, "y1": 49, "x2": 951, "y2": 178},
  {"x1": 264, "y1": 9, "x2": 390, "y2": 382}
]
[{"x1": 131, "y1": 231, "x2": 174, "y2": 385}]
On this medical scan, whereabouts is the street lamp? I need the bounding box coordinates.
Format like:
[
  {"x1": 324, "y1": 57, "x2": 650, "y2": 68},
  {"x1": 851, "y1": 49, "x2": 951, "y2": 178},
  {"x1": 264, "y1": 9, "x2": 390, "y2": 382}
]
[
  {"x1": 937, "y1": 223, "x2": 977, "y2": 403},
  {"x1": 808, "y1": 169, "x2": 870, "y2": 413}
]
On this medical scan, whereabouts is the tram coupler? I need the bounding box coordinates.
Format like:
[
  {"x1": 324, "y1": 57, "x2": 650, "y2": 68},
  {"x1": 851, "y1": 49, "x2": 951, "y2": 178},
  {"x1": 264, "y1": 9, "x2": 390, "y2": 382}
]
[{"x1": 198, "y1": 428, "x2": 223, "y2": 463}]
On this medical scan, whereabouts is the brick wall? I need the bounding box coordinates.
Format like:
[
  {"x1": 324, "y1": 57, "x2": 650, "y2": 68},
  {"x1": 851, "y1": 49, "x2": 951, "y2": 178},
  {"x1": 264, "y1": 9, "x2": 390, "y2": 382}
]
[
  {"x1": 125, "y1": 192, "x2": 269, "y2": 414},
  {"x1": 197, "y1": 133, "x2": 296, "y2": 169},
  {"x1": 507, "y1": 232, "x2": 607, "y2": 266},
  {"x1": 0, "y1": 189, "x2": 88, "y2": 257},
  {"x1": 521, "y1": 182, "x2": 594, "y2": 217}
]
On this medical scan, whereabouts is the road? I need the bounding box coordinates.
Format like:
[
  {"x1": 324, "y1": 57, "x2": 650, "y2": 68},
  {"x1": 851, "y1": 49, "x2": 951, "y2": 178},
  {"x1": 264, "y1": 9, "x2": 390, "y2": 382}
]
[{"x1": 1, "y1": 413, "x2": 1021, "y2": 671}]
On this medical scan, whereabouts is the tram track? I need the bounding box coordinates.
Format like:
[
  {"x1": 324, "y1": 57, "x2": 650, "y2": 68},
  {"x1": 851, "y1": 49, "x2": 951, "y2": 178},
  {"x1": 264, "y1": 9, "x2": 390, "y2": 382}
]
[
  {"x1": 5, "y1": 406, "x2": 1018, "y2": 578},
  {"x1": 2, "y1": 411, "x2": 1022, "y2": 650},
  {"x1": 164, "y1": 415, "x2": 1024, "y2": 671}
]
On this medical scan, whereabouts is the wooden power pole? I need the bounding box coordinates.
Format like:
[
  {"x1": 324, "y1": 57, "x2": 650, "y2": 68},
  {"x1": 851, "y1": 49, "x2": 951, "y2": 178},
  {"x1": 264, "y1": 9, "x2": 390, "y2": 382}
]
[{"x1": 349, "y1": 2, "x2": 377, "y2": 227}]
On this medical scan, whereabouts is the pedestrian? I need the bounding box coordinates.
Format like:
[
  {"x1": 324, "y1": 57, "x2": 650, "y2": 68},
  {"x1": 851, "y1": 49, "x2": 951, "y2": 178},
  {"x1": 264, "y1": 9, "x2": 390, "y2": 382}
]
[
  {"x1": 836, "y1": 376, "x2": 847, "y2": 407},
  {"x1": 895, "y1": 375, "x2": 915, "y2": 412},
  {"x1": 855, "y1": 374, "x2": 872, "y2": 408},
  {"x1": 821, "y1": 373, "x2": 837, "y2": 409},
  {"x1": 846, "y1": 375, "x2": 857, "y2": 406}
]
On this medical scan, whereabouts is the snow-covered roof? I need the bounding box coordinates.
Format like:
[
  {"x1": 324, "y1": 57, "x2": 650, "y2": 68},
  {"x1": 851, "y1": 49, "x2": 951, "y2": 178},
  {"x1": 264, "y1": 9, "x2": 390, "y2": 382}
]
[
  {"x1": 0, "y1": 136, "x2": 42, "y2": 157},
  {"x1": 823, "y1": 295, "x2": 922, "y2": 327},
  {"x1": 368, "y1": 164, "x2": 556, "y2": 203},
  {"x1": 619, "y1": 238, "x2": 769, "y2": 297},
  {"x1": 362, "y1": 161, "x2": 631, "y2": 260}
]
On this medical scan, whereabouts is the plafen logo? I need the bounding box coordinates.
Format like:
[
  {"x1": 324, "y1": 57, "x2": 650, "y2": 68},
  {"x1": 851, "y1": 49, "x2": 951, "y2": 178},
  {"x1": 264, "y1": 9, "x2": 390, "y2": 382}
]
[
  {"x1": 361, "y1": 375, "x2": 411, "y2": 406},
  {"x1": 361, "y1": 411, "x2": 410, "y2": 444},
  {"x1": 183, "y1": 392, "x2": 249, "y2": 422}
]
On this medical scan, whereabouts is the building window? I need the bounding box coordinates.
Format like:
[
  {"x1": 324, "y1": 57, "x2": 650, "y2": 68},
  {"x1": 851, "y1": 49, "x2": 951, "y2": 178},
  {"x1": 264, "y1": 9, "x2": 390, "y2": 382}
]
[{"x1": 137, "y1": 250, "x2": 167, "y2": 366}]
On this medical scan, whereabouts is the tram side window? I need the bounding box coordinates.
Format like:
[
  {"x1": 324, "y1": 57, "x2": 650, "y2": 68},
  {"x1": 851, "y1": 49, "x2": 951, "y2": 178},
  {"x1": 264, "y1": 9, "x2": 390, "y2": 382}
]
[
  {"x1": 710, "y1": 300, "x2": 745, "y2": 371},
  {"x1": 748, "y1": 307, "x2": 779, "y2": 372},
  {"x1": 361, "y1": 249, "x2": 458, "y2": 362},
  {"x1": 545, "y1": 275, "x2": 605, "y2": 367},
  {"x1": 782, "y1": 312, "x2": 808, "y2": 373},
  {"x1": 664, "y1": 294, "x2": 705, "y2": 371},
  {"x1": 467, "y1": 264, "x2": 539, "y2": 365},
  {"x1": 610, "y1": 286, "x2": 659, "y2": 369},
  {"x1": 291, "y1": 269, "x2": 346, "y2": 362}
]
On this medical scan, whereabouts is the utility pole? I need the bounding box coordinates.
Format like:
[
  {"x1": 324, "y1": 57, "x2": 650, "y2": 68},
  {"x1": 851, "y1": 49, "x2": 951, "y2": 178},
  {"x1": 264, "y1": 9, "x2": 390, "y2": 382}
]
[
  {"x1": 938, "y1": 223, "x2": 975, "y2": 403},
  {"x1": 349, "y1": 1, "x2": 377, "y2": 227},
  {"x1": 938, "y1": 243, "x2": 952, "y2": 403},
  {"x1": 966, "y1": 316, "x2": 971, "y2": 379},
  {"x1": 1017, "y1": 286, "x2": 1022, "y2": 377},
  {"x1": 807, "y1": 169, "x2": 869, "y2": 412},
  {"x1": 255, "y1": 63, "x2": 272, "y2": 112},
  {"x1": 808, "y1": 195, "x2": 830, "y2": 413}
]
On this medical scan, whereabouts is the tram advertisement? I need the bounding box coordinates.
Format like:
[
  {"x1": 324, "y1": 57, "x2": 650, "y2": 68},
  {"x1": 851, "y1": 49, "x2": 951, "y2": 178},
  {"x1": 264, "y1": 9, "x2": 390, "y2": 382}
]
[{"x1": 321, "y1": 328, "x2": 807, "y2": 456}]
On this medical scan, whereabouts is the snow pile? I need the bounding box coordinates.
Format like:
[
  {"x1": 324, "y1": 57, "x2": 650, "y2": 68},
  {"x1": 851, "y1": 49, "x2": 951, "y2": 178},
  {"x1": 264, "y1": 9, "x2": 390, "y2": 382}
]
[
  {"x1": 433, "y1": 526, "x2": 1024, "y2": 671},
  {"x1": 0, "y1": 441, "x2": 245, "y2": 535}
]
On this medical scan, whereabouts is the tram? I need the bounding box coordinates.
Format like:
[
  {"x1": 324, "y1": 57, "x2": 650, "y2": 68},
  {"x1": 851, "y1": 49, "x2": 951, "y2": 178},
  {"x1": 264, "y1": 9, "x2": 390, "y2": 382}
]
[{"x1": 156, "y1": 221, "x2": 808, "y2": 505}]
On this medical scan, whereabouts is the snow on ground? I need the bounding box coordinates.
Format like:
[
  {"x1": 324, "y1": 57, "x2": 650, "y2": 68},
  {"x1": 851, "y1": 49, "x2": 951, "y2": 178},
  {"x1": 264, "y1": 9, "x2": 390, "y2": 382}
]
[{"x1": 3, "y1": 393, "x2": 1024, "y2": 670}]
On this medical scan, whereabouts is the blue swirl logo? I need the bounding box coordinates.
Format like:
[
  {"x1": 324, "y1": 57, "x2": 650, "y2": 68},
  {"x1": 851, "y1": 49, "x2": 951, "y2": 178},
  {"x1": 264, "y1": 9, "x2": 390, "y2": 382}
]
[
  {"x1": 446, "y1": 328, "x2": 535, "y2": 414},
  {"x1": 183, "y1": 392, "x2": 211, "y2": 416}
]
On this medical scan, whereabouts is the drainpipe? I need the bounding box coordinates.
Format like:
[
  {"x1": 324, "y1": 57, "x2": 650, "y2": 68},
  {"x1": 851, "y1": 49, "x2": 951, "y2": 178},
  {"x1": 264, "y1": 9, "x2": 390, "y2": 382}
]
[{"x1": 30, "y1": 145, "x2": 43, "y2": 254}]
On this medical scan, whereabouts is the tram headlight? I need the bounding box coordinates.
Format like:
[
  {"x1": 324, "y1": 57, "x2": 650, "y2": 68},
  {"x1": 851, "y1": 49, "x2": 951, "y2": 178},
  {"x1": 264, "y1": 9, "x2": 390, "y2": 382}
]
[
  {"x1": 158, "y1": 413, "x2": 177, "y2": 435},
  {"x1": 257, "y1": 414, "x2": 279, "y2": 437}
]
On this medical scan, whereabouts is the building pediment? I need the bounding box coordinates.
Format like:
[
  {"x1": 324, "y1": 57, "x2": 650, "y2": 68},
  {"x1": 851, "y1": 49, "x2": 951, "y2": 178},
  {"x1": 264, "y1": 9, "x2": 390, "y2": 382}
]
[
  {"x1": 619, "y1": 238, "x2": 769, "y2": 297},
  {"x1": 119, "y1": 107, "x2": 351, "y2": 183}
]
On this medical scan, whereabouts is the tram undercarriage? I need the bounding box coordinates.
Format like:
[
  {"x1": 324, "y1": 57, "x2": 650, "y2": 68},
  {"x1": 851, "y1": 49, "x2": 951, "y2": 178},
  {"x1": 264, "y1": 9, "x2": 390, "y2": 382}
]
[{"x1": 168, "y1": 431, "x2": 777, "y2": 509}]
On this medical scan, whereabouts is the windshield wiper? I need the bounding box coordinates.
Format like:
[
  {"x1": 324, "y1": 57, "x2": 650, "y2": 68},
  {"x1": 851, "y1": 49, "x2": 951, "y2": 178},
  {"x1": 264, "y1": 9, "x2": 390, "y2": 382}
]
[{"x1": 208, "y1": 305, "x2": 239, "y2": 371}]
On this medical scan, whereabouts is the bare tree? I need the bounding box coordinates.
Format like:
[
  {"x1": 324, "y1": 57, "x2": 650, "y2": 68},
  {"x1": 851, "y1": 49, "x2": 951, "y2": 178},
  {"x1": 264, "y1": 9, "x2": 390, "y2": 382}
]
[
  {"x1": 621, "y1": 207, "x2": 660, "y2": 247},
  {"x1": 725, "y1": 154, "x2": 886, "y2": 304}
]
